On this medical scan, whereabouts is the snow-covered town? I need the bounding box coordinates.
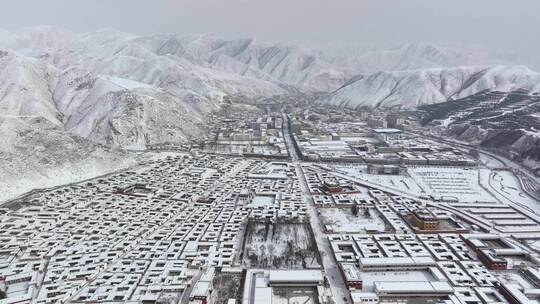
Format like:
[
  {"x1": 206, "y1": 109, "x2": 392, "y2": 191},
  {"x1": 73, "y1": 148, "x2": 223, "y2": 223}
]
[
  {"x1": 1, "y1": 103, "x2": 540, "y2": 304},
  {"x1": 1, "y1": 2, "x2": 540, "y2": 303}
]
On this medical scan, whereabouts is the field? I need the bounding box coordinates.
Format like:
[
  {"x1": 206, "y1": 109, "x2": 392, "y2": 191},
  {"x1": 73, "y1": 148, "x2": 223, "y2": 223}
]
[
  {"x1": 333, "y1": 165, "x2": 424, "y2": 196},
  {"x1": 319, "y1": 207, "x2": 387, "y2": 233},
  {"x1": 488, "y1": 170, "x2": 540, "y2": 211},
  {"x1": 409, "y1": 167, "x2": 494, "y2": 202},
  {"x1": 243, "y1": 222, "x2": 320, "y2": 269}
]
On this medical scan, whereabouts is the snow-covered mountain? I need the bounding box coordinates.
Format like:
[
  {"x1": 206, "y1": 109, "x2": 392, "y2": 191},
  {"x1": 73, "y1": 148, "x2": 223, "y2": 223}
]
[
  {"x1": 1, "y1": 26, "x2": 529, "y2": 97},
  {"x1": 0, "y1": 116, "x2": 138, "y2": 202},
  {"x1": 326, "y1": 65, "x2": 540, "y2": 109},
  {"x1": 0, "y1": 50, "x2": 207, "y2": 148},
  {"x1": 0, "y1": 49, "x2": 62, "y2": 125},
  {"x1": 419, "y1": 89, "x2": 540, "y2": 173},
  {"x1": 317, "y1": 42, "x2": 520, "y2": 76}
]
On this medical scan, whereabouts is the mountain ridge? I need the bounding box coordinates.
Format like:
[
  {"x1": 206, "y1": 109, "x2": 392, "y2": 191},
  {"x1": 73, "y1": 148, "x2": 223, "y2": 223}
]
[{"x1": 326, "y1": 65, "x2": 540, "y2": 109}]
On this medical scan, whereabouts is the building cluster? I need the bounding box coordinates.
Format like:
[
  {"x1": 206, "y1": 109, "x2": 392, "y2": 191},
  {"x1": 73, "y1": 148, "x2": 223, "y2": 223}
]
[
  {"x1": 204, "y1": 110, "x2": 287, "y2": 158},
  {"x1": 299, "y1": 154, "x2": 540, "y2": 304},
  {"x1": 242, "y1": 269, "x2": 326, "y2": 304},
  {"x1": 0, "y1": 155, "x2": 308, "y2": 304},
  {"x1": 329, "y1": 232, "x2": 540, "y2": 304},
  {"x1": 287, "y1": 112, "x2": 476, "y2": 167}
]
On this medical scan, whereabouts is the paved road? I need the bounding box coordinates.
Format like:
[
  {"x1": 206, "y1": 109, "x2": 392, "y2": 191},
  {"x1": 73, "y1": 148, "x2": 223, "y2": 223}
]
[
  {"x1": 282, "y1": 113, "x2": 350, "y2": 304},
  {"x1": 180, "y1": 271, "x2": 202, "y2": 304},
  {"x1": 295, "y1": 165, "x2": 351, "y2": 304}
]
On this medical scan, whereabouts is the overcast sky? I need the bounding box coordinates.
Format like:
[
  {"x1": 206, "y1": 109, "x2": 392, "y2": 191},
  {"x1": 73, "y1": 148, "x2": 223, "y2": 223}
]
[{"x1": 1, "y1": 0, "x2": 539, "y2": 58}]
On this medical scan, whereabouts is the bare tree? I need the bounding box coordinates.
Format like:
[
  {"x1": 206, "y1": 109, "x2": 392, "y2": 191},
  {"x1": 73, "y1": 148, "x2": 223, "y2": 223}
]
[{"x1": 351, "y1": 204, "x2": 359, "y2": 217}]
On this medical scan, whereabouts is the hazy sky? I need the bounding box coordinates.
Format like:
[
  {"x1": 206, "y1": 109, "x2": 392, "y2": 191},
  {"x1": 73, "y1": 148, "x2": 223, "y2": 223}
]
[{"x1": 2, "y1": 0, "x2": 540, "y2": 57}]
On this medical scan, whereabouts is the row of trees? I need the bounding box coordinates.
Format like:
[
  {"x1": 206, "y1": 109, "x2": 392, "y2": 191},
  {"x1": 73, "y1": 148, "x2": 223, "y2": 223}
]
[
  {"x1": 351, "y1": 205, "x2": 371, "y2": 217},
  {"x1": 247, "y1": 240, "x2": 318, "y2": 269}
]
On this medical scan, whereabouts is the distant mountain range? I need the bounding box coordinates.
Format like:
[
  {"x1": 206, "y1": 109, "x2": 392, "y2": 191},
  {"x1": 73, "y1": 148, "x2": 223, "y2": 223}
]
[
  {"x1": 0, "y1": 26, "x2": 539, "y2": 199},
  {"x1": 327, "y1": 65, "x2": 540, "y2": 109}
]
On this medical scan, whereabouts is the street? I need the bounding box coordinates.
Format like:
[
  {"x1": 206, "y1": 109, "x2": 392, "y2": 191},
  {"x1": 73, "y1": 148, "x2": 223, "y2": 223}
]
[{"x1": 282, "y1": 112, "x2": 350, "y2": 304}]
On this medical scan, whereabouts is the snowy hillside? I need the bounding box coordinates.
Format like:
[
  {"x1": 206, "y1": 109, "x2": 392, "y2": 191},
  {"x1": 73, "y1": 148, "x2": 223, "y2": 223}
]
[
  {"x1": 327, "y1": 65, "x2": 540, "y2": 109},
  {"x1": 0, "y1": 50, "x2": 208, "y2": 148},
  {"x1": 0, "y1": 116, "x2": 138, "y2": 202},
  {"x1": 419, "y1": 89, "x2": 540, "y2": 173},
  {"x1": 0, "y1": 27, "x2": 289, "y2": 98},
  {"x1": 0, "y1": 50, "x2": 62, "y2": 124},
  {"x1": 317, "y1": 42, "x2": 519, "y2": 76}
]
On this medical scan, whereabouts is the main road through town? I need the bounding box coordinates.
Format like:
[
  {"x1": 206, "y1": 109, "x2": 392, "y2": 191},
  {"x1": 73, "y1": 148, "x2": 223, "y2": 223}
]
[{"x1": 282, "y1": 113, "x2": 351, "y2": 304}]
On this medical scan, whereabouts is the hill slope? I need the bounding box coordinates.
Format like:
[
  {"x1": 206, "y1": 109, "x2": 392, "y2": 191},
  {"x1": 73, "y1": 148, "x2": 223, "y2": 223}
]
[
  {"x1": 326, "y1": 65, "x2": 540, "y2": 109},
  {"x1": 419, "y1": 89, "x2": 540, "y2": 173}
]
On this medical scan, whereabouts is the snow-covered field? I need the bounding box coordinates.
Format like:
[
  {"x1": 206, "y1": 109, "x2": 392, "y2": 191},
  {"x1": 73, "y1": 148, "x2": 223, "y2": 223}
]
[
  {"x1": 0, "y1": 156, "x2": 137, "y2": 203},
  {"x1": 331, "y1": 164, "x2": 498, "y2": 203},
  {"x1": 482, "y1": 169, "x2": 540, "y2": 213},
  {"x1": 247, "y1": 195, "x2": 277, "y2": 208},
  {"x1": 408, "y1": 167, "x2": 495, "y2": 202},
  {"x1": 243, "y1": 223, "x2": 319, "y2": 269},
  {"x1": 319, "y1": 208, "x2": 386, "y2": 233},
  {"x1": 333, "y1": 165, "x2": 425, "y2": 196}
]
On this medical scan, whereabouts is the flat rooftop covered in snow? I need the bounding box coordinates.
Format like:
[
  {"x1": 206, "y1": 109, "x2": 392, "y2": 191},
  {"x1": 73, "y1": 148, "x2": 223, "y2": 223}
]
[
  {"x1": 374, "y1": 281, "x2": 454, "y2": 295},
  {"x1": 268, "y1": 270, "x2": 324, "y2": 285},
  {"x1": 359, "y1": 256, "x2": 436, "y2": 269},
  {"x1": 359, "y1": 270, "x2": 437, "y2": 292}
]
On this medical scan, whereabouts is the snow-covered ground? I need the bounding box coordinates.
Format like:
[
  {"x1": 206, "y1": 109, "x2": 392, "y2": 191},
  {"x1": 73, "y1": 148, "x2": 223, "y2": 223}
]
[
  {"x1": 319, "y1": 207, "x2": 386, "y2": 233},
  {"x1": 333, "y1": 164, "x2": 497, "y2": 203},
  {"x1": 243, "y1": 223, "x2": 319, "y2": 269},
  {"x1": 333, "y1": 165, "x2": 425, "y2": 196},
  {"x1": 0, "y1": 117, "x2": 141, "y2": 203},
  {"x1": 98, "y1": 75, "x2": 157, "y2": 90},
  {"x1": 0, "y1": 156, "x2": 137, "y2": 203},
  {"x1": 247, "y1": 195, "x2": 277, "y2": 208},
  {"x1": 409, "y1": 167, "x2": 496, "y2": 202},
  {"x1": 479, "y1": 153, "x2": 506, "y2": 168},
  {"x1": 480, "y1": 168, "x2": 540, "y2": 213}
]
